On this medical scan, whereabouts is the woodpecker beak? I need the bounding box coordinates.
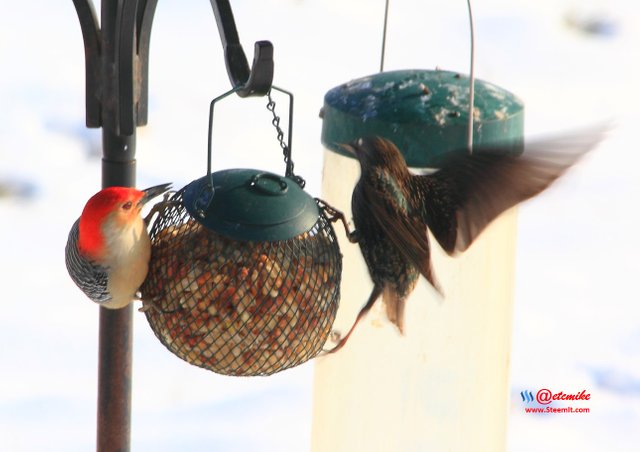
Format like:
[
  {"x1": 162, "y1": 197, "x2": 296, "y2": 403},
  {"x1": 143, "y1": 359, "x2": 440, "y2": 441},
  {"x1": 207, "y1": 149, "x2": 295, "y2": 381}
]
[{"x1": 138, "y1": 183, "x2": 172, "y2": 207}]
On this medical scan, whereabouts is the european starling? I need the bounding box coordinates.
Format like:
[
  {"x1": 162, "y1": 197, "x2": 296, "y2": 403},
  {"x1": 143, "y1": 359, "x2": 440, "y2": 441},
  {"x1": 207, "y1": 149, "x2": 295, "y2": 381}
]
[{"x1": 326, "y1": 132, "x2": 603, "y2": 353}]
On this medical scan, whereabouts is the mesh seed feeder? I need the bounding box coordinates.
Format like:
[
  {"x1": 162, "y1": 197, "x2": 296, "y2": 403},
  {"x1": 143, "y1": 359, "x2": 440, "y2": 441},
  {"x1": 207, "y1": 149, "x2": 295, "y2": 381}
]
[{"x1": 141, "y1": 44, "x2": 342, "y2": 377}]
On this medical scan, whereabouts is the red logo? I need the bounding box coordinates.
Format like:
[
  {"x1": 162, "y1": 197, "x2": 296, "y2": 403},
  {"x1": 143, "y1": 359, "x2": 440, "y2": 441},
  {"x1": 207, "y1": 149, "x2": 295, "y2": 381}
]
[
  {"x1": 536, "y1": 388, "x2": 590, "y2": 405},
  {"x1": 536, "y1": 388, "x2": 552, "y2": 404}
]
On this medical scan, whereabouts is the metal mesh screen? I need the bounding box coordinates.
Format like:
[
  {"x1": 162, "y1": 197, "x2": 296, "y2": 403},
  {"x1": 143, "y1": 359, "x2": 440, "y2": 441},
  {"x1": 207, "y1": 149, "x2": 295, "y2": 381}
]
[{"x1": 141, "y1": 191, "x2": 342, "y2": 376}]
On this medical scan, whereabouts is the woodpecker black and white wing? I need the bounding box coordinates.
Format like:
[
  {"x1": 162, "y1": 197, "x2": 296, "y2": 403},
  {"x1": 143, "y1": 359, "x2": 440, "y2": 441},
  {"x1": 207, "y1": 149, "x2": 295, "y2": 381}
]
[
  {"x1": 416, "y1": 129, "x2": 604, "y2": 254},
  {"x1": 65, "y1": 219, "x2": 112, "y2": 305}
]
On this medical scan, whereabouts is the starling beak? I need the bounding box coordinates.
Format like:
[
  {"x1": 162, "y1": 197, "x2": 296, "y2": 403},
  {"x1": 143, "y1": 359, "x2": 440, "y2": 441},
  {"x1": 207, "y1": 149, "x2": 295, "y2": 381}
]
[{"x1": 325, "y1": 129, "x2": 605, "y2": 353}]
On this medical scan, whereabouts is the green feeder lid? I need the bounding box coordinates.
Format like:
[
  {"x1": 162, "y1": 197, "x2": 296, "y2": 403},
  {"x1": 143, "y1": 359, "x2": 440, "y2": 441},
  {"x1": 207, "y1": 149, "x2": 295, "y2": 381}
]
[
  {"x1": 183, "y1": 168, "x2": 319, "y2": 242},
  {"x1": 321, "y1": 69, "x2": 525, "y2": 167}
]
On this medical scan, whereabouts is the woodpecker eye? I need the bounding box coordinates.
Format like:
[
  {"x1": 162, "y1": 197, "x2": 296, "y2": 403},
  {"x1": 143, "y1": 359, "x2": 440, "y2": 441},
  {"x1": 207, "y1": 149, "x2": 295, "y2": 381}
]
[{"x1": 122, "y1": 201, "x2": 133, "y2": 211}]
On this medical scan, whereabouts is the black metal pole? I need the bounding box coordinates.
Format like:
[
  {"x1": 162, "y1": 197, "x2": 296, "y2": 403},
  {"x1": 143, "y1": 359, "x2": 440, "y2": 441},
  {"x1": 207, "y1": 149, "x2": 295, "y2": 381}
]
[
  {"x1": 73, "y1": 0, "x2": 146, "y2": 448},
  {"x1": 96, "y1": 307, "x2": 132, "y2": 451},
  {"x1": 97, "y1": 0, "x2": 137, "y2": 447},
  {"x1": 97, "y1": 131, "x2": 136, "y2": 452}
]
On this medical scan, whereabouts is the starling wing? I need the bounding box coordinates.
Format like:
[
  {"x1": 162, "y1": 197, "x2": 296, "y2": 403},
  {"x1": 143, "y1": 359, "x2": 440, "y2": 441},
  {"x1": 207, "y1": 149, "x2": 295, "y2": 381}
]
[
  {"x1": 354, "y1": 165, "x2": 441, "y2": 292},
  {"x1": 416, "y1": 130, "x2": 604, "y2": 254}
]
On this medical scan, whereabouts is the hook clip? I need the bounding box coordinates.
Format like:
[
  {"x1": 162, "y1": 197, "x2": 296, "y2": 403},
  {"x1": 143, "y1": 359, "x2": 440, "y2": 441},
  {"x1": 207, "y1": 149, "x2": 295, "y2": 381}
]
[{"x1": 210, "y1": 0, "x2": 274, "y2": 97}]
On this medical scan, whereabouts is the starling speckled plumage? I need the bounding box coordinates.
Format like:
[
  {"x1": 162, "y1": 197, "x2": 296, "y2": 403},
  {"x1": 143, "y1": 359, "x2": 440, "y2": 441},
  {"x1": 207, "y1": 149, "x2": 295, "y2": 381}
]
[{"x1": 326, "y1": 132, "x2": 603, "y2": 353}]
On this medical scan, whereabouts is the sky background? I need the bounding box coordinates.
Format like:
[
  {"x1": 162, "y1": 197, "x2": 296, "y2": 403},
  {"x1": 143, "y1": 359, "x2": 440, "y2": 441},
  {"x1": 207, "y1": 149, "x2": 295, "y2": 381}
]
[{"x1": 1, "y1": 0, "x2": 639, "y2": 450}]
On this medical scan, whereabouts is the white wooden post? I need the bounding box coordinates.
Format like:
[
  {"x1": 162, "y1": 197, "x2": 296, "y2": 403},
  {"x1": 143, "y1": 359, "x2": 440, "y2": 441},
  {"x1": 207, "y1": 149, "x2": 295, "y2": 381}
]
[{"x1": 311, "y1": 70, "x2": 522, "y2": 452}]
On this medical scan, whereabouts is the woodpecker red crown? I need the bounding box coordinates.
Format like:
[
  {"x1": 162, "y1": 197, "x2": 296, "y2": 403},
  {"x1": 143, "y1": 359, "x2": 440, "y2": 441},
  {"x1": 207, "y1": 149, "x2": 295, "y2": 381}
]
[{"x1": 78, "y1": 187, "x2": 145, "y2": 260}]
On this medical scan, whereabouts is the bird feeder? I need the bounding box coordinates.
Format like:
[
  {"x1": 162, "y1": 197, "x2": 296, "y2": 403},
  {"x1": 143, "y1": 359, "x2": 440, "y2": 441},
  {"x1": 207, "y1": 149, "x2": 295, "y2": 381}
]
[
  {"x1": 141, "y1": 81, "x2": 342, "y2": 376},
  {"x1": 314, "y1": 66, "x2": 525, "y2": 452},
  {"x1": 321, "y1": 69, "x2": 524, "y2": 165},
  {"x1": 311, "y1": 6, "x2": 526, "y2": 451}
]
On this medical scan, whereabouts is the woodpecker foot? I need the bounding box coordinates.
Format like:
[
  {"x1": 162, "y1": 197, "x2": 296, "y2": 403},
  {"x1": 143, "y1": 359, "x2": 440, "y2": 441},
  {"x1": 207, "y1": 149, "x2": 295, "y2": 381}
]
[
  {"x1": 138, "y1": 300, "x2": 162, "y2": 313},
  {"x1": 138, "y1": 296, "x2": 164, "y2": 313},
  {"x1": 143, "y1": 192, "x2": 178, "y2": 225},
  {"x1": 136, "y1": 291, "x2": 153, "y2": 312}
]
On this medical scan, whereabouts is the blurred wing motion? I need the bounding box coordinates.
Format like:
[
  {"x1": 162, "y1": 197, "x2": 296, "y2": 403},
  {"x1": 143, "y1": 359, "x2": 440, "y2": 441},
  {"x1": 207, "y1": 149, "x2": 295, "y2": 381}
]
[{"x1": 419, "y1": 129, "x2": 606, "y2": 254}]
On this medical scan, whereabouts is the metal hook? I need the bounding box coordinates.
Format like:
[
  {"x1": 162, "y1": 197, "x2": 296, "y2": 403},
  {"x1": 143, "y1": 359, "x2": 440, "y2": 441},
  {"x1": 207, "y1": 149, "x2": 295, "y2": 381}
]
[
  {"x1": 378, "y1": 0, "x2": 476, "y2": 154},
  {"x1": 206, "y1": 86, "x2": 242, "y2": 199},
  {"x1": 74, "y1": 0, "x2": 273, "y2": 130},
  {"x1": 210, "y1": 0, "x2": 274, "y2": 97}
]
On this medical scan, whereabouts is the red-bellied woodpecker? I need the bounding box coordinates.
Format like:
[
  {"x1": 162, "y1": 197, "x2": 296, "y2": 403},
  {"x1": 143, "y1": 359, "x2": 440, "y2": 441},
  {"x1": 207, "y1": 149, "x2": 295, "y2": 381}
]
[{"x1": 65, "y1": 183, "x2": 171, "y2": 309}]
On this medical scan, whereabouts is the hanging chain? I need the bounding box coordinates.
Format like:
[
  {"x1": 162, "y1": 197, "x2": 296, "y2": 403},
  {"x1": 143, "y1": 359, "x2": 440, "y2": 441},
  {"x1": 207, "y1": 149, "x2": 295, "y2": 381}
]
[{"x1": 266, "y1": 90, "x2": 306, "y2": 188}]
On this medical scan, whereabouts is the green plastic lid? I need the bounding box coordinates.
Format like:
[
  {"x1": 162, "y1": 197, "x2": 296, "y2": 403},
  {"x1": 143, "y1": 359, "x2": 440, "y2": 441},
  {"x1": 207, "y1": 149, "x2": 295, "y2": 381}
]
[
  {"x1": 183, "y1": 168, "x2": 319, "y2": 241},
  {"x1": 321, "y1": 69, "x2": 524, "y2": 167}
]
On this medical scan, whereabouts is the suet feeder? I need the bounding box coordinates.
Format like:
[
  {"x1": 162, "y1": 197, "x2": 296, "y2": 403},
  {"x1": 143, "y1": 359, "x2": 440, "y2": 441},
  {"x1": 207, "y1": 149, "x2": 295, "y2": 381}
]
[
  {"x1": 141, "y1": 70, "x2": 342, "y2": 377},
  {"x1": 312, "y1": 3, "x2": 527, "y2": 451},
  {"x1": 320, "y1": 0, "x2": 524, "y2": 162},
  {"x1": 321, "y1": 68, "x2": 524, "y2": 165}
]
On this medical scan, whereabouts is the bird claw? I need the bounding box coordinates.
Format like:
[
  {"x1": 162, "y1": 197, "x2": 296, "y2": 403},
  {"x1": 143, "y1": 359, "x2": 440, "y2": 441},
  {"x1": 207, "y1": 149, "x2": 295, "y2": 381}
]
[
  {"x1": 138, "y1": 299, "x2": 160, "y2": 313},
  {"x1": 143, "y1": 192, "x2": 178, "y2": 225},
  {"x1": 135, "y1": 290, "x2": 154, "y2": 313},
  {"x1": 137, "y1": 293, "x2": 165, "y2": 313},
  {"x1": 322, "y1": 285, "x2": 383, "y2": 355},
  {"x1": 315, "y1": 198, "x2": 359, "y2": 243}
]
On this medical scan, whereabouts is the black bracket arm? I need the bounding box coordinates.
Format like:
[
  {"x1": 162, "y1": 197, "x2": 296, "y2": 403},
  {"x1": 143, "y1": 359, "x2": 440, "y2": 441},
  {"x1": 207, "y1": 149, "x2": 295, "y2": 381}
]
[
  {"x1": 119, "y1": 0, "x2": 159, "y2": 135},
  {"x1": 73, "y1": 0, "x2": 273, "y2": 134},
  {"x1": 209, "y1": 0, "x2": 274, "y2": 97},
  {"x1": 72, "y1": 0, "x2": 158, "y2": 135},
  {"x1": 72, "y1": 0, "x2": 101, "y2": 128}
]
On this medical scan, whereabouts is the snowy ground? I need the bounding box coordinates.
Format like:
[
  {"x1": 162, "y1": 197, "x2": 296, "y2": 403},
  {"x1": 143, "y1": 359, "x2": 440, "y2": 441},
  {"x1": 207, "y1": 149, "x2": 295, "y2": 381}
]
[{"x1": 1, "y1": 0, "x2": 638, "y2": 450}]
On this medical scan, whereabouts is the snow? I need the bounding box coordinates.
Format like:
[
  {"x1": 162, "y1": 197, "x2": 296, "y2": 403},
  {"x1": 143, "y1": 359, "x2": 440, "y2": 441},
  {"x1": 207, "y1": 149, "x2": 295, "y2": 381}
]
[{"x1": 1, "y1": 0, "x2": 638, "y2": 450}]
